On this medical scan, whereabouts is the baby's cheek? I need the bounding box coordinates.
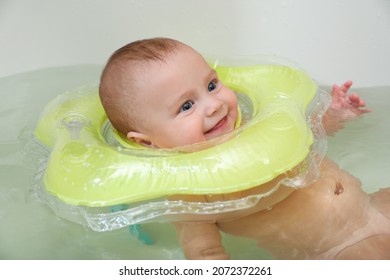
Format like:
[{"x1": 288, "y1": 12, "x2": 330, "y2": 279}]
[{"x1": 178, "y1": 131, "x2": 204, "y2": 146}]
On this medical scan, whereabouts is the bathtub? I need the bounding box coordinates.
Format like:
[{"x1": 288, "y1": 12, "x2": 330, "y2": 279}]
[{"x1": 1, "y1": 0, "x2": 389, "y2": 259}]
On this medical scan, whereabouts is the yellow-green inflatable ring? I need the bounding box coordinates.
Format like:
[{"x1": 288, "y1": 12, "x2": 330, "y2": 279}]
[{"x1": 35, "y1": 64, "x2": 328, "y2": 209}]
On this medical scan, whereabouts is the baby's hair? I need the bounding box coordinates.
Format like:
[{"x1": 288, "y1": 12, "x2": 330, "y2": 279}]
[{"x1": 99, "y1": 37, "x2": 184, "y2": 135}]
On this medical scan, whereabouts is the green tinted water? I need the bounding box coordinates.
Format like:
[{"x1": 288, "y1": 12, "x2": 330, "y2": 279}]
[{"x1": 0, "y1": 66, "x2": 388, "y2": 259}]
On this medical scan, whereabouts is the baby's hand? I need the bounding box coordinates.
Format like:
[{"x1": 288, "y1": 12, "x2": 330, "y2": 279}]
[
  {"x1": 323, "y1": 80, "x2": 371, "y2": 135},
  {"x1": 329, "y1": 80, "x2": 371, "y2": 120}
]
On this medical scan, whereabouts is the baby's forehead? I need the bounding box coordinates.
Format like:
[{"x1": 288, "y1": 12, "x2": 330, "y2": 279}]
[
  {"x1": 122, "y1": 58, "x2": 171, "y2": 85},
  {"x1": 122, "y1": 46, "x2": 204, "y2": 101}
]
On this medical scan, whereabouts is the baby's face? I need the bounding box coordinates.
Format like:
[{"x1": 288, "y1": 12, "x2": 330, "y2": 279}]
[{"x1": 128, "y1": 46, "x2": 238, "y2": 148}]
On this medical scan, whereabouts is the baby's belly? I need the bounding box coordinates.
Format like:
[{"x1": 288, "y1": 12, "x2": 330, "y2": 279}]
[{"x1": 217, "y1": 158, "x2": 362, "y2": 220}]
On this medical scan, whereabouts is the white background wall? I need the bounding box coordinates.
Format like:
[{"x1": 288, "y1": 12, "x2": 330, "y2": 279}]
[{"x1": 1, "y1": 0, "x2": 389, "y2": 86}]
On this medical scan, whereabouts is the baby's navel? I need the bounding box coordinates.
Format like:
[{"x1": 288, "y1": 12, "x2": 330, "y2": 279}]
[{"x1": 334, "y1": 182, "x2": 344, "y2": 195}]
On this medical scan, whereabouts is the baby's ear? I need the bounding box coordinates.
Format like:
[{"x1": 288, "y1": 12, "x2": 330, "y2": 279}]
[{"x1": 127, "y1": 131, "x2": 155, "y2": 148}]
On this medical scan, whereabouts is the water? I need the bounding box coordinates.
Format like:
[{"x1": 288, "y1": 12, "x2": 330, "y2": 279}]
[{"x1": 0, "y1": 65, "x2": 389, "y2": 259}]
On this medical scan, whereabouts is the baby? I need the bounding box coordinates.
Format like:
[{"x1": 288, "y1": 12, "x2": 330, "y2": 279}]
[{"x1": 99, "y1": 38, "x2": 390, "y2": 259}]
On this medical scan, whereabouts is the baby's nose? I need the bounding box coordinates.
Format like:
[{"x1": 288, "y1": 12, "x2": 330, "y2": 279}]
[{"x1": 205, "y1": 97, "x2": 223, "y2": 117}]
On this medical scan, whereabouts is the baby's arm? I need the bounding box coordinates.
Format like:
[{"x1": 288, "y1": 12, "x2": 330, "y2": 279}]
[
  {"x1": 322, "y1": 80, "x2": 371, "y2": 135},
  {"x1": 174, "y1": 222, "x2": 229, "y2": 260}
]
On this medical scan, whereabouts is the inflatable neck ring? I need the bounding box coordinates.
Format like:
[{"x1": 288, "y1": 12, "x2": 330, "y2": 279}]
[{"x1": 32, "y1": 59, "x2": 330, "y2": 231}]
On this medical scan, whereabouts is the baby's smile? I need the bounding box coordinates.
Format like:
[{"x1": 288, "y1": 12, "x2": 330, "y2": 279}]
[
  {"x1": 204, "y1": 102, "x2": 238, "y2": 141},
  {"x1": 205, "y1": 116, "x2": 229, "y2": 136}
]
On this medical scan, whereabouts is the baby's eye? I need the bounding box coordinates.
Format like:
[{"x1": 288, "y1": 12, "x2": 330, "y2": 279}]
[
  {"x1": 180, "y1": 100, "x2": 194, "y2": 112},
  {"x1": 208, "y1": 80, "x2": 218, "y2": 92}
]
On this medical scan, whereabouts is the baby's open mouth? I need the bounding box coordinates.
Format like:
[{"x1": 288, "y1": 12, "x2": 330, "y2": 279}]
[{"x1": 205, "y1": 116, "x2": 228, "y2": 135}]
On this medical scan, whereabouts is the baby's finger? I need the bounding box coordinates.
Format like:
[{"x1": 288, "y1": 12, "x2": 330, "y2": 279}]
[
  {"x1": 348, "y1": 93, "x2": 360, "y2": 102},
  {"x1": 332, "y1": 84, "x2": 345, "y2": 98},
  {"x1": 340, "y1": 80, "x2": 353, "y2": 92},
  {"x1": 348, "y1": 93, "x2": 366, "y2": 107}
]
